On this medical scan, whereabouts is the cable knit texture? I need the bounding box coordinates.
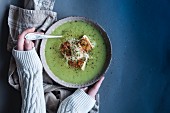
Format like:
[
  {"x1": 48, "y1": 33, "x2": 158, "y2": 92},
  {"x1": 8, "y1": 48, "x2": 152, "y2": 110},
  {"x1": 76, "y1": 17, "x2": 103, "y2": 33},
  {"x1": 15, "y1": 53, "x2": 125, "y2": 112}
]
[
  {"x1": 12, "y1": 47, "x2": 96, "y2": 113},
  {"x1": 12, "y1": 48, "x2": 46, "y2": 113},
  {"x1": 57, "y1": 89, "x2": 96, "y2": 113}
]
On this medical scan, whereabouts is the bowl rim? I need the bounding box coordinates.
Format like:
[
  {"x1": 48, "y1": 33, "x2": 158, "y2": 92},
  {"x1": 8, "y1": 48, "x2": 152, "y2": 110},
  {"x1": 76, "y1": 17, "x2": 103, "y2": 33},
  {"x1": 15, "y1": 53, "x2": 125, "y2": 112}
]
[{"x1": 40, "y1": 16, "x2": 112, "y2": 88}]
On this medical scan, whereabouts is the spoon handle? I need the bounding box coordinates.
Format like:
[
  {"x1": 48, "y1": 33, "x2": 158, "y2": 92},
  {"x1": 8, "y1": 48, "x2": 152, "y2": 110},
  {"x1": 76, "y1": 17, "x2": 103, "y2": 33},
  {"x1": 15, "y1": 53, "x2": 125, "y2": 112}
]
[{"x1": 25, "y1": 33, "x2": 62, "y2": 40}]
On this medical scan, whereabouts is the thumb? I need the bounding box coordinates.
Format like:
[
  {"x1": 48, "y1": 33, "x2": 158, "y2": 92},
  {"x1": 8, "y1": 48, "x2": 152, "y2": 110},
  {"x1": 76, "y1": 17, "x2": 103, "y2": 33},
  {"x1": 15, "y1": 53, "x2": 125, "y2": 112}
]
[{"x1": 88, "y1": 76, "x2": 105, "y2": 99}]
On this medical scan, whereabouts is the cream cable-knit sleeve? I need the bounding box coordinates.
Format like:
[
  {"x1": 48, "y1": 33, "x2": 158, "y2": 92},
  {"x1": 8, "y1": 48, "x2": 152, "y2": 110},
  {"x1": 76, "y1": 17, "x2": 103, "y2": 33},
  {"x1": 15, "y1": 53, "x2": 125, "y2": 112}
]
[
  {"x1": 57, "y1": 89, "x2": 96, "y2": 113},
  {"x1": 12, "y1": 47, "x2": 46, "y2": 113}
]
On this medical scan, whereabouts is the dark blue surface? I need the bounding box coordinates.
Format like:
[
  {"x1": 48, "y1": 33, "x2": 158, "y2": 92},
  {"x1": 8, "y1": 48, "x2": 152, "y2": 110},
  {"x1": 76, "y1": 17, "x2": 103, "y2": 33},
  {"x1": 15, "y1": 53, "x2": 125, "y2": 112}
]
[{"x1": 1, "y1": 0, "x2": 170, "y2": 113}]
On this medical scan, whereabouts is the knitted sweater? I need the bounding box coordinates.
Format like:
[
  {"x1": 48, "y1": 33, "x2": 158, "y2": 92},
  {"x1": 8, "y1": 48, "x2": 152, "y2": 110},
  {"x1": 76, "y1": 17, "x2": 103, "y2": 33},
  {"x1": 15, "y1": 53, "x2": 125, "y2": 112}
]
[{"x1": 12, "y1": 48, "x2": 96, "y2": 113}]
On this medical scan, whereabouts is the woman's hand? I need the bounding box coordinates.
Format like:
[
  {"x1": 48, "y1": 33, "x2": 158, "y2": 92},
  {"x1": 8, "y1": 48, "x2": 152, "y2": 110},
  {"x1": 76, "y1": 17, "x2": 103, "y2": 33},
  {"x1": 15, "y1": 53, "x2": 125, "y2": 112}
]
[
  {"x1": 85, "y1": 76, "x2": 105, "y2": 99},
  {"x1": 17, "y1": 28, "x2": 35, "y2": 51}
]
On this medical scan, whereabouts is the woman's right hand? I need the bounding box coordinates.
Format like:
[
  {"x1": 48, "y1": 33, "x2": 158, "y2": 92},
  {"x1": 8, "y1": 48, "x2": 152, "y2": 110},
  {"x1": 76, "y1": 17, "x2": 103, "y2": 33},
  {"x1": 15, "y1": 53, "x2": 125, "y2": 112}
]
[
  {"x1": 17, "y1": 28, "x2": 35, "y2": 51},
  {"x1": 85, "y1": 76, "x2": 105, "y2": 99}
]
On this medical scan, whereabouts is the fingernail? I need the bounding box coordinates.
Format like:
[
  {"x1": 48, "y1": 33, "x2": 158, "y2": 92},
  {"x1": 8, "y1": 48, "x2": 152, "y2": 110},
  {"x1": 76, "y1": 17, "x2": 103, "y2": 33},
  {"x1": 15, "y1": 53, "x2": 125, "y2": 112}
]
[
  {"x1": 83, "y1": 87, "x2": 88, "y2": 90},
  {"x1": 100, "y1": 76, "x2": 105, "y2": 80},
  {"x1": 30, "y1": 27, "x2": 36, "y2": 31},
  {"x1": 102, "y1": 76, "x2": 105, "y2": 80}
]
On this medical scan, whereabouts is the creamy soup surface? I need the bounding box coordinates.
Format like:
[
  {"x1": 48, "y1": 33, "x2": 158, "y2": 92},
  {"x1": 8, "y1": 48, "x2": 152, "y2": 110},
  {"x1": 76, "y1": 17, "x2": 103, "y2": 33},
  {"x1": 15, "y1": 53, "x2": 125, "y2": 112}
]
[{"x1": 45, "y1": 20, "x2": 106, "y2": 84}]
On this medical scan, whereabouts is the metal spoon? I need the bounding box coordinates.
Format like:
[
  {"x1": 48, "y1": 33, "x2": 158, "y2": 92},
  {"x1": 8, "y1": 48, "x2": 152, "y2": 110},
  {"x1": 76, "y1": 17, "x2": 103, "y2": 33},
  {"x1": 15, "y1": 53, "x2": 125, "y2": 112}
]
[{"x1": 25, "y1": 33, "x2": 62, "y2": 40}]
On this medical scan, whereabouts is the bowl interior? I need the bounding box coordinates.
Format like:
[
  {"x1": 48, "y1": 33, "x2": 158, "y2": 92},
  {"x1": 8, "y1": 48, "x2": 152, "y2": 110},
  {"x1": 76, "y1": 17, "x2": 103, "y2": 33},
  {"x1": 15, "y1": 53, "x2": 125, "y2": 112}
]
[{"x1": 40, "y1": 17, "x2": 112, "y2": 88}]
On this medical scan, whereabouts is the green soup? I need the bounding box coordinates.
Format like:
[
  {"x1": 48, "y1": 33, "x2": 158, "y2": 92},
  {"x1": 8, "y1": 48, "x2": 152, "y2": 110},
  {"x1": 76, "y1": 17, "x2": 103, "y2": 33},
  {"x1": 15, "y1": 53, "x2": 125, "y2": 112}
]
[{"x1": 45, "y1": 20, "x2": 106, "y2": 84}]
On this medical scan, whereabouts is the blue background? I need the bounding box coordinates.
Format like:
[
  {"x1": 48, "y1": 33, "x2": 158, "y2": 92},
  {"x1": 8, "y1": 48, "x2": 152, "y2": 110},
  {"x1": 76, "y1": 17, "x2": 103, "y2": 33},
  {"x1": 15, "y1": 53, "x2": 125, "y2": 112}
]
[{"x1": 0, "y1": 0, "x2": 170, "y2": 113}]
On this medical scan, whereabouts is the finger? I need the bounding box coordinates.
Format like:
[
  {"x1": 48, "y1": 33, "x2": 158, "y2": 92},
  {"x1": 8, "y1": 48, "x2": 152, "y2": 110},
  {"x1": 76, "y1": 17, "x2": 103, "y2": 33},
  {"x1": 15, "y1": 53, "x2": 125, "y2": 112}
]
[
  {"x1": 17, "y1": 35, "x2": 25, "y2": 51},
  {"x1": 20, "y1": 27, "x2": 35, "y2": 39},
  {"x1": 88, "y1": 76, "x2": 105, "y2": 99},
  {"x1": 24, "y1": 40, "x2": 33, "y2": 51},
  {"x1": 31, "y1": 41, "x2": 34, "y2": 47}
]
